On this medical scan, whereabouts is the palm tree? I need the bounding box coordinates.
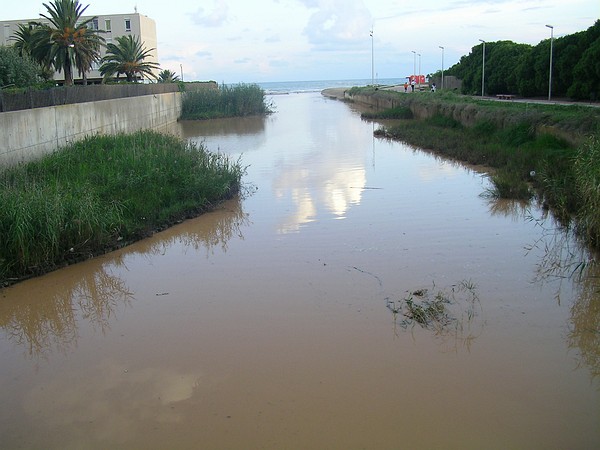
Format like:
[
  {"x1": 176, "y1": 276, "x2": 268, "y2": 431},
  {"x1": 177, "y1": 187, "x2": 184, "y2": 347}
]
[
  {"x1": 10, "y1": 22, "x2": 55, "y2": 81},
  {"x1": 10, "y1": 23, "x2": 38, "y2": 57},
  {"x1": 157, "y1": 69, "x2": 179, "y2": 83},
  {"x1": 33, "y1": 0, "x2": 104, "y2": 86},
  {"x1": 100, "y1": 35, "x2": 160, "y2": 82}
]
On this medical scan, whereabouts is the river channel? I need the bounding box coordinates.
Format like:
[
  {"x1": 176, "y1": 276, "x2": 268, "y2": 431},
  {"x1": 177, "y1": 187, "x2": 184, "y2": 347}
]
[{"x1": 0, "y1": 92, "x2": 598, "y2": 449}]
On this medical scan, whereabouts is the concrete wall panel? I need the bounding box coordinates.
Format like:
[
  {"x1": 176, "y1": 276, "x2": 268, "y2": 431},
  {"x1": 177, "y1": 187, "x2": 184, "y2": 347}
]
[{"x1": 0, "y1": 92, "x2": 181, "y2": 167}]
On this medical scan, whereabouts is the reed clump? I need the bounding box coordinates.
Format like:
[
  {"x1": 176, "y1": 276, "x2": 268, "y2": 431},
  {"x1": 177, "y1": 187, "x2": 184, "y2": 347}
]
[
  {"x1": 0, "y1": 130, "x2": 243, "y2": 285},
  {"x1": 180, "y1": 83, "x2": 273, "y2": 120}
]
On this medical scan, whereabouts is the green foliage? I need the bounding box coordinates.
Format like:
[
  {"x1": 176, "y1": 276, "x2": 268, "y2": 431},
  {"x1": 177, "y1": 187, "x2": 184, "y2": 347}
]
[
  {"x1": 573, "y1": 137, "x2": 600, "y2": 246},
  {"x1": 448, "y1": 40, "x2": 532, "y2": 95},
  {"x1": 445, "y1": 20, "x2": 600, "y2": 99},
  {"x1": 427, "y1": 114, "x2": 462, "y2": 129},
  {"x1": 0, "y1": 131, "x2": 243, "y2": 283},
  {"x1": 180, "y1": 83, "x2": 273, "y2": 119},
  {"x1": 568, "y1": 38, "x2": 600, "y2": 100},
  {"x1": 497, "y1": 123, "x2": 535, "y2": 147},
  {"x1": 100, "y1": 35, "x2": 159, "y2": 82},
  {"x1": 0, "y1": 45, "x2": 43, "y2": 88},
  {"x1": 362, "y1": 106, "x2": 412, "y2": 119},
  {"x1": 32, "y1": 0, "x2": 105, "y2": 85},
  {"x1": 472, "y1": 119, "x2": 497, "y2": 137},
  {"x1": 157, "y1": 69, "x2": 180, "y2": 83}
]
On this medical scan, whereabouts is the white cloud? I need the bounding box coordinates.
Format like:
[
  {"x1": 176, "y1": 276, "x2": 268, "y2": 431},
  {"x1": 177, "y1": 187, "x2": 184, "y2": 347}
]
[
  {"x1": 302, "y1": 0, "x2": 373, "y2": 50},
  {"x1": 189, "y1": 0, "x2": 229, "y2": 27},
  {"x1": 2, "y1": 0, "x2": 598, "y2": 82}
]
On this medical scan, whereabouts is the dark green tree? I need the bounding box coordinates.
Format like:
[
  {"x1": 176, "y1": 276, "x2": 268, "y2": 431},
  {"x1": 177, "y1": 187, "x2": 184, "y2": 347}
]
[
  {"x1": 0, "y1": 45, "x2": 42, "y2": 88},
  {"x1": 100, "y1": 35, "x2": 159, "y2": 82},
  {"x1": 9, "y1": 23, "x2": 54, "y2": 81},
  {"x1": 32, "y1": 0, "x2": 104, "y2": 86},
  {"x1": 568, "y1": 38, "x2": 600, "y2": 100},
  {"x1": 157, "y1": 69, "x2": 179, "y2": 83},
  {"x1": 445, "y1": 20, "x2": 600, "y2": 100}
]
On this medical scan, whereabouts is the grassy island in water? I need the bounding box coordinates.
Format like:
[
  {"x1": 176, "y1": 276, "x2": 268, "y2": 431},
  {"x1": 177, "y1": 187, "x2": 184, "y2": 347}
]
[{"x1": 0, "y1": 131, "x2": 243, "y2": 285}]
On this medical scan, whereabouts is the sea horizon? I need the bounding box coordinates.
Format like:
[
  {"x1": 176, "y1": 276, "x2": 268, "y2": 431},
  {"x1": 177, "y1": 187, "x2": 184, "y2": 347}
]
[{"x1": 255, "y1": 78, "x2": 406, "y2": 94}]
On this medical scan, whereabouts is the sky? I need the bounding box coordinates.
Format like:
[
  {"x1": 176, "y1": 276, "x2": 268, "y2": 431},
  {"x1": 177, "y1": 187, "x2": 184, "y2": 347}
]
[{"x1": 3, "y1": 0, "x2": 599, "y2": 83}]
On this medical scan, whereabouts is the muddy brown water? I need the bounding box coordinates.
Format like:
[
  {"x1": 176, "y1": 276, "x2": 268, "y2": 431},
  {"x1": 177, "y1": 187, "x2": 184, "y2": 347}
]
[{"x1": 1, "y1": 92, "x2": 598, "y2": 449}]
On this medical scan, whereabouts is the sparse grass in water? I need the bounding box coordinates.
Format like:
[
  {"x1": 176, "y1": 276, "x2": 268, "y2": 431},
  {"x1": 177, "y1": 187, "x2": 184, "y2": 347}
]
[
  {"x1": 482, "y1": 170, "x2": 533, "y2": 200},
  {"x1": 386, "y1": 280, "x2": 481, "y2": 333}
]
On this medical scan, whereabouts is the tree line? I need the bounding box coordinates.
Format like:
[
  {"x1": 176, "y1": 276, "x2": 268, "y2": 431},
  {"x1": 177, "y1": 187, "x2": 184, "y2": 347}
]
[
  {"x1": 438, "y1": 20, "x2": 600, "y2": 100},
  {"x1": 1, "y1": 0, "x2": 179, "y2": 89}
]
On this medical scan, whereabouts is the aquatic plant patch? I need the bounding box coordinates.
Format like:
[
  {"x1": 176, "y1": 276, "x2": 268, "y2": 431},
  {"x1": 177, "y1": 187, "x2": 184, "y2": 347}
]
[
  {"x1": 180, "y1": 83, "x2": 273, "y2": 119},
  {"x1": 0, "y1": 130, "x2": 244, "y2": 285},
  {"x1": 386, "y1": 280, "x2": 481, "y2": 334}
]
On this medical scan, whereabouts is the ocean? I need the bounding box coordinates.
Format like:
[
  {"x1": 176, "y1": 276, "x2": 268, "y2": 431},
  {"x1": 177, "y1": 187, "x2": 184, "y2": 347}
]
[{"x1": 256, "y1": 78, "x2": 406, "y2": 94}]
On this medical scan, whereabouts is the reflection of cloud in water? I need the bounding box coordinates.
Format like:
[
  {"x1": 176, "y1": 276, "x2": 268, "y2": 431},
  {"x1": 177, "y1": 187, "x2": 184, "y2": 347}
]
[
  {"x1": 417, "y1": 160, "x2": 461, "y2": 182},
  {"x1": 325, "y1": 169, "x2": 365, "y2": 217},
  {"x1": 278, "y1": 188, "x2": 317, "y2": 234},
  {"x1": 274, "y1": 166, "x2": 366, "y2": 233},
  {"x1": 23, "y1": 360, "x2": 201, "y2": 443}
]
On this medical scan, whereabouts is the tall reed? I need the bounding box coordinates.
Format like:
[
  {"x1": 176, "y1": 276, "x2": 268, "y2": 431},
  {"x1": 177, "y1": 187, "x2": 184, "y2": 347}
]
[
  {"x1": 0, "y1": 130, "x2": 243, "y2": 284},
  {"x1": 573, "y1": 136, "x2": 600, "y2": 247},
  {"x1": 180, "y1": 83, "x2": 273, "y2": 119}
]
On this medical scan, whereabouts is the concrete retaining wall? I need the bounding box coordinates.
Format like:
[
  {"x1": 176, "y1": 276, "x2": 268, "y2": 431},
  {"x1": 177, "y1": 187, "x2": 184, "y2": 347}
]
[
  {"x1": 0, "y1": 91, "x2": 182, "y2": 167},
  {"x1": 345, "y1": 91, "x2": 586, "y2": 146}
]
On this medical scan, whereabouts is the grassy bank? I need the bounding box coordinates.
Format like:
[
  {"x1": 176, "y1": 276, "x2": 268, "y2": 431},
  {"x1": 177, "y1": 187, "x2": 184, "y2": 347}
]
[
  {"x1": 0, "y1": 130, "x2": 243, "y2": 285},
  {"x1": 180, "y1": 83, "x2": 273, "y2": 120},
  {"x1": 354, "y1": 89, "x2": 600, "y2": 249}
]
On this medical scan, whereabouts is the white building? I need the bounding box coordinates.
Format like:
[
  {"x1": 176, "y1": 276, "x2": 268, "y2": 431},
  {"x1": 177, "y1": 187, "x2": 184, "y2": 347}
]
[{"x1": 0, "y1": 12, "x2": 158, "y2": 84}]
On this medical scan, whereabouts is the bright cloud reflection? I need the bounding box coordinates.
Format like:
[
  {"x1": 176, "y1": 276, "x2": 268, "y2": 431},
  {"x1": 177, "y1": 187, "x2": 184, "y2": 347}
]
[
  {"x1": 276, "y1": 166, "x2": 366, "y2": 234},
  {"x1": 325, "y1": 168, "x2": 366, "y2": 218}
]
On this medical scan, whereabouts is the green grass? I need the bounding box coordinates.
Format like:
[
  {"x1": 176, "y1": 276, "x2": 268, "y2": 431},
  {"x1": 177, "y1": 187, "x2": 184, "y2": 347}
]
[
  {"x1": 180, "y1": 83, "x2": 273, "y2": 119},
  {"x1": 573, "y1": 137, "x2": 600, "y2": 247},
  {"x1": 362, "y1": 105, "x2": 413, "y2": 120},
  {"x1": 0, "y1": 130, "x2": 243, "y2": 284}
]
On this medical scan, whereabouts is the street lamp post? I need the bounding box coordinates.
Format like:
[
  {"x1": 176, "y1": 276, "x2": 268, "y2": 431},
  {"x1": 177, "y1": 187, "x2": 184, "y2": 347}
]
[
  {"x1": 180, "y1": 63, "x2": 184, "y2": 82},
  {"x1": 411, "y1": 50, "x2": 416, "y2": 84},
  {"x1": 479, "y1": 39, "x2": 486, "y2": 97},
  {"x1": 417, "y1": 53, "x2": 421, "y2": 87},
  {"x1": 546, "y1": 24, "x2": 554, "y2": 101},
  {"x1": 370, "y1": 29, "x2": 374, "y2": 86},
  {"x1": 439, "y1": 46, "x2": 444, "y2": 89}
]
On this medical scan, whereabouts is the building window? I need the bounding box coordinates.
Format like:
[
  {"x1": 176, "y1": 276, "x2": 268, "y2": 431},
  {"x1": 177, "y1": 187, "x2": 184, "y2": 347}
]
[
  {"x1": 90, "y1": 18, "x2": 99, "y2": 30},
  {"x1": 105, "y1": 19, "x2": 111, "y2": 31},
  {"x1": 125, "y1": 19, "x2": 131, "y2": 32}
]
